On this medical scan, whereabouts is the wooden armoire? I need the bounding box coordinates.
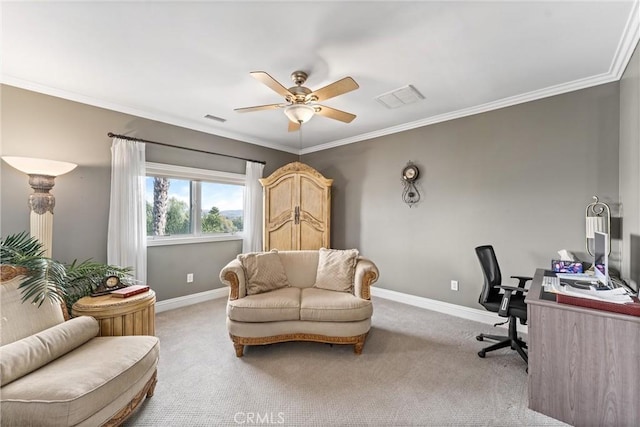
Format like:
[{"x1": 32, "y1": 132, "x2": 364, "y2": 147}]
[{"x1": 260, "y1": 162, "x2": 332, "y2": 251}]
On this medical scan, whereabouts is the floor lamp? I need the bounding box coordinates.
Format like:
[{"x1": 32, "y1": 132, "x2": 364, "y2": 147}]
[{"x1": 2, "y1": 156, "x2": 77, "y2": 258}]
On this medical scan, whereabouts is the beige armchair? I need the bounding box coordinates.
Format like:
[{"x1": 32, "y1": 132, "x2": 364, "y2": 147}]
[{"x1": 0, "y1": 266, "x2": 159, "y2": 426}]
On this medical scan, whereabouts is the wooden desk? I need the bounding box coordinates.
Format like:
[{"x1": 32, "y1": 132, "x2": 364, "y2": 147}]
[
  {"x1": 526, "y1": 269, "x2": 640, "y2": 426},
  {"x1": 72, "y1": 290, "x2": 156, "y2": 336}
]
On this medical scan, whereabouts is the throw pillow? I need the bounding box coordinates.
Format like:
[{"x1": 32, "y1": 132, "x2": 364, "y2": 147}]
[
  {"x1": 313, "y1": 248, "x2": 359, "y2": 293},
  {"x1": 238, "y1": 250, "x2": 291, "y2": 295},
  {"x1": 0, "y1": 316, "x2": 99, "y2": 386}
]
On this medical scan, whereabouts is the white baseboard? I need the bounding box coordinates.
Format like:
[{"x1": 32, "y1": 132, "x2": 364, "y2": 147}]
[
  {"x1": 371, "y1": 287, "x2": 528, "y2": 334},
  {"x1": 155, "y1": 286, "x2": 527, "y2": 334},
  {"x1": 155, "y1": 288, "x2": 228, "y2": 313}
]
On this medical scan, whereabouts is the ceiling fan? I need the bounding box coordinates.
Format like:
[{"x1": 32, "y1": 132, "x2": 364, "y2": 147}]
[{"x1": 235, "y1": 70, "x2": 359, "y2": 132}]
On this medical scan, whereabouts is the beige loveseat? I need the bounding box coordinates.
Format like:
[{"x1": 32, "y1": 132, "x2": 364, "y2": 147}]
[
  {"x1": 219, "y1": 249, "x2": 379, "y2": 357},
  {"x1": 0, "y1": 267, "x2": 159, "y2": 427}
]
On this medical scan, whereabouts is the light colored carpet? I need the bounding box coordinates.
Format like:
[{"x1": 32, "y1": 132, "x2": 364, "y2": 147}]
[{"x1": 124, "y1": 296, "x2": 568, "y2": 426}]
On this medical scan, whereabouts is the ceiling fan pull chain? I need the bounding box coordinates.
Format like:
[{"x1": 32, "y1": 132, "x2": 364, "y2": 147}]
[{"x1": 298, "y1": 124, "x2": 303, "y2": 159}]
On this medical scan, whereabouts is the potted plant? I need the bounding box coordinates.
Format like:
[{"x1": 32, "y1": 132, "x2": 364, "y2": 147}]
[{"x1": 0, "y1": 231, "x2": 133, "y2": 313}]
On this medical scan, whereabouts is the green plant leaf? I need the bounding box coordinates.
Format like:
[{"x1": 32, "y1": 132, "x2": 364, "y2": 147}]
[
  {"x1": 16, "y1": 256, "x2": 67, "y2": 307},
  {"x1": 2, "y1": 232, "x2": 134, "y2": 309},
  {"x1": 0, "y1": 232, "x2": 44, "y2": 265}
]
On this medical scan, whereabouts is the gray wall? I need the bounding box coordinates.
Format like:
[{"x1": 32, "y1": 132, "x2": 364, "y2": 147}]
[
  {"x1": 303, "y1": 82, "x2": 621, "y2": 309},
  {"x1": 0, "y1": 85, "x2": 296, "y2": 301},
  {"x1": 3, "y1": 71, "x2": 634, "y2": 310},
  {"x1": 619, "y1": 42, "x2": 640, "y2": 289}
]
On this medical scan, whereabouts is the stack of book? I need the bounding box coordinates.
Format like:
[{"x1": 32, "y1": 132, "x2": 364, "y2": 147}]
[{"x1": 110, "y1": 285, "x2": 150, "y2": 298}]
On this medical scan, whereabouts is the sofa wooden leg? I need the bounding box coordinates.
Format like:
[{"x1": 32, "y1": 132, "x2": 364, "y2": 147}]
[
  {"x1": 233, "y1": 342, "x2": 244, "y2": 357},
  {"x1": 146, "y1": 375, "x2": 158, "y2": 398},
  {"x1": 354, "y1": 340, "x2": 365, "y2": 355}
]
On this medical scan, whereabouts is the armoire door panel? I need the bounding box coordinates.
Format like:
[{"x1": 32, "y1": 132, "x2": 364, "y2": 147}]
[
  {"x1": 268, "y1": 176, "x2": 296, "y2": 220},
  {"x1": 268, "y1": 224, "x2": 295, "y2": 251},
  {"x1": 299, "y1": 221, "x2": 325, "y2": 250},
  {"x1": 299, "y1": 176, "x2": 327, "y2": 221},
  {"x1": 267, "y1": 211, "x2": 295, "y2": 232},
  {"x1": 298, "y1": 212, "x2": 325, "y2": 232}
]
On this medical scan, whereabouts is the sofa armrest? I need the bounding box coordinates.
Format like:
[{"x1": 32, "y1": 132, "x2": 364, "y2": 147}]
[
  {"x1": 219, "y1": 259, "x2": 246, "y2": 300},
  {"x1": 354, "y1": 257, "x2": 379, "y2": 300}
]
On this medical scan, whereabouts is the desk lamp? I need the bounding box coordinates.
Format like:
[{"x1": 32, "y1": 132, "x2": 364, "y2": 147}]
[{"x1": 585, "y1": 195, "x2": 611, "y2": 256}]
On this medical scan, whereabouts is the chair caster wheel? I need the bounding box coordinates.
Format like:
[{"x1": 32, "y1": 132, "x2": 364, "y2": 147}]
[
  {"x1": 476, "y1": 335, "x2": 484, "y2": 341},
  {"x1": 478, "y1": 351, "x2": 486, "y2": 358}
]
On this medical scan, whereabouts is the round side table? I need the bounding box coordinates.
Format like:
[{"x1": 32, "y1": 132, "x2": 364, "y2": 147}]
[{"x1": 72, "y1": 289, "x2": 156, "y2": 336}]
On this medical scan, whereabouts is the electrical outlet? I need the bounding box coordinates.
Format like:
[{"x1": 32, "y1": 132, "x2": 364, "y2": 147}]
[
  {"x1": 187, "y1": 273, "x2": 194, "y2": 283},
  {"x1": 451, "y1": 280, "x2": 459, "y2": 291}
]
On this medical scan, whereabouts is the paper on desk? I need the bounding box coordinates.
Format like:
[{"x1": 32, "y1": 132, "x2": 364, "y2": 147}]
[
  {"x1": 555, "y1": 286, "x2": 633, "y2": 304},
  {"x1": 556, "y1": 273, "x2": 595, "y2": 281}
]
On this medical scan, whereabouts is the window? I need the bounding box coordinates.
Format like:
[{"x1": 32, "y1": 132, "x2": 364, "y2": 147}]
[{"x1": 145, "y1": 163, "x2": 245, "y2": 245}]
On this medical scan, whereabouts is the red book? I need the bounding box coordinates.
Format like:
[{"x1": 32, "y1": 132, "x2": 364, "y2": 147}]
[{"x1": 110, "y1": 285, "x2": 150, "y2": 298}]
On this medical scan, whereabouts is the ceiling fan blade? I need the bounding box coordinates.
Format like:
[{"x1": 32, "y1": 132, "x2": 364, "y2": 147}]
[
  {"x1": 309, "y1": 77, "x2": 359, "y2": 102},
  {"x1": 234, "y1": 103, "x2": 284, "y2": 113},
  {"x1": 314, "y1": 105, "x2": 356, "y2": 123},
  {"x1": 250, "y1": 71, "x2": 293, "y2": 98},
  {"x1": 288, "y1": 120, "x2": 301, "y2": 132}
]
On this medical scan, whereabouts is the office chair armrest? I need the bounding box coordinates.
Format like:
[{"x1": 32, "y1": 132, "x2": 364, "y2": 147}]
[
  {"x1": 510, "y1": 275, "x2": 533, "y2": 288},
  {"x1": 496, "y1": 285, "x2": 527, "y2": 294},
  {"x1": 496, "y1": 285, "x2": 527, "y2": 317}
]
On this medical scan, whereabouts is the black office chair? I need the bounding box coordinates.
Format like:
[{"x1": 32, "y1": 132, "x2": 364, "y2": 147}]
[{"x1": 475, "y1": 245, "x2": 532, "y2": 365}]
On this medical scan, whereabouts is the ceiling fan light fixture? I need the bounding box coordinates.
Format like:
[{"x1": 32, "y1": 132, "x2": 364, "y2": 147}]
[{"x1": 284, "y1": 104, "x2": 315, "y2": 124}]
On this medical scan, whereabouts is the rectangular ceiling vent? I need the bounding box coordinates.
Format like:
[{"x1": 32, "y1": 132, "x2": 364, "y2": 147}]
[
  {"x1": 204, "y1": 114, "x2": 226, "y2": 123},
  {"x1": 375, "y1": 85, "x2": 424, "y2": 109}
]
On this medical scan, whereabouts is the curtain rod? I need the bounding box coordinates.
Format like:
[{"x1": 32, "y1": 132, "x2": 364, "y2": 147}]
[{"x1": 107, "y1": 132, "x2": 266, "y2": 165}]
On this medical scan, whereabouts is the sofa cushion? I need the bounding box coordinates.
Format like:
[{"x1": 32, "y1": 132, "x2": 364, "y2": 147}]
[
  {"x1": 0, "y1": 276, "x2": 65, "y2": 346},
  {"x1": 238, "y1": 250, "x2": 291, "y2": 295},
  {"x1": 300, "y1": 288, "x2": 373, "y2": 322},
  {"x1": 278, "y1": 250, "x2": 320, "y2": 288},
  {"x1": 0, "y1": 335, "x2": 159, "y2": 427},
  {"x1": 313, "y1": 248, "x2": 359, "y2": 293},
  {"x1": 227, "y1": 287, "x2": 301, "y2": 322},
  {"x1": 0, "y1": 316, "x2": 99, "y2": 386}
]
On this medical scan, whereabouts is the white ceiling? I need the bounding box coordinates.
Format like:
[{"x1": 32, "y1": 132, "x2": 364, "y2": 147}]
[{"x1": 2, "y1": 1, "x2": 638, "y2": 154}]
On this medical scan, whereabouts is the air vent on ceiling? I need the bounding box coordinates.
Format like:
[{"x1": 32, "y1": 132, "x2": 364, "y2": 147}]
[
  {"x1": 204, "y1": 114, "x2": 226, "y2": 123},
  {"x1": 375, "y1": 85, "x2": 424, "y2": 109}
]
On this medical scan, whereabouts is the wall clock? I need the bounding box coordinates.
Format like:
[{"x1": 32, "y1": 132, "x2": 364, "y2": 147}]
[
  {"x1": 402, "y1": 164, "x2": 419, "y2": 182},
  {"x1": 401, "y1": 162, "x2": 421, "y2": 207}
]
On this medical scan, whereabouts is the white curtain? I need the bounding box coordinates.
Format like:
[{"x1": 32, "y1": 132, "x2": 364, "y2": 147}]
[
  {"x1": 242, "y1": 161, "x2": 265, "y2": 253},
  {"x1": 107, "y1": 138, "x2": 147, "y2": 285}
]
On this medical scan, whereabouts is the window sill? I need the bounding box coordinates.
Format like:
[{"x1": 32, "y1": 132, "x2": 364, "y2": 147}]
[{"x1": 147, "y1": 234, "x2": 243, "y2": 247}]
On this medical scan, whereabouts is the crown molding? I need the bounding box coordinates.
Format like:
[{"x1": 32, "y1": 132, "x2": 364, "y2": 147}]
[
  {"x1": 3, "y1": 1, "x2": 638, "y2": 158},
  {"x1": 610, "y1": 0, "x2": 640, "y2": 79},
  {"x1": 301, "y1": 72, "x2": 619, "y2": 154},
  {"x1": 302, "y1": 2, "x2": 640, "y2": 155},
  {"x1": 0, "y1": 76, "x2": 299, "y2": 155}
]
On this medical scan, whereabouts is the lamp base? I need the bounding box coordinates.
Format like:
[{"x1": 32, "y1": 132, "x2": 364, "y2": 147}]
[{"x1": 31, "y1": 210, "x2": 53, "y2": 258}]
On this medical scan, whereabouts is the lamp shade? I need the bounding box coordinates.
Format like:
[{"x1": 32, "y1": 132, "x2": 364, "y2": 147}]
[
  {"x1": 284, "y1": 104, "x2": 315, "y2": 124},
  {"x1": 2, "y1": 156, "x2": 77, "y2": 176}
]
